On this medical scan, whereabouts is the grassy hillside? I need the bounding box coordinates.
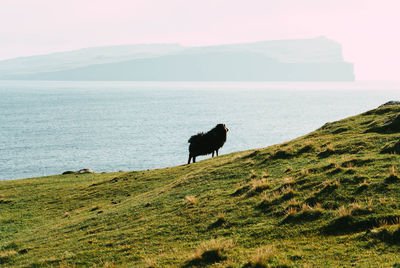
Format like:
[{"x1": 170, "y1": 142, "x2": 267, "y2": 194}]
[{"x1": 2, "y1": 104, "x2": 400, "y2": 267}]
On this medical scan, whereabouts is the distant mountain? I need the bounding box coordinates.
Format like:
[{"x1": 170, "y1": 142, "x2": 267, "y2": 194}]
[{"x1": 0, "y1": 37, "x2": 355, "y2": 81}]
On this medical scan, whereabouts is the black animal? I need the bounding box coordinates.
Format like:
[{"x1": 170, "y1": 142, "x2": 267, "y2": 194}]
[{"x1": 187, "y1": 124, "x2": 229, "y2": 164}]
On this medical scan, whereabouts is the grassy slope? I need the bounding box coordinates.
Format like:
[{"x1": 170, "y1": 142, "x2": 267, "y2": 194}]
[{"x1": 2, "y1": 105, "x2": 400, "y2": 267}]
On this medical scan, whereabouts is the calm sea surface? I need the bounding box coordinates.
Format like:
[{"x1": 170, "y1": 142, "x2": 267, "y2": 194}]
[{"x1": 1, "y1": 81, "x2": 400, "y2": 180}]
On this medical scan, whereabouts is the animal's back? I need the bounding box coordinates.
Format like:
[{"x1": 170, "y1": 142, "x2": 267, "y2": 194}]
[{"x1": 188, "y1": 132, "x2": 205, "y2": 144}]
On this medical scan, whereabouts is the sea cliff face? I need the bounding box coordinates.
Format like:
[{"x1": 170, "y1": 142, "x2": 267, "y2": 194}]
[{"x1": 0, "y1": 37, "x2": 354, "y2": 81}]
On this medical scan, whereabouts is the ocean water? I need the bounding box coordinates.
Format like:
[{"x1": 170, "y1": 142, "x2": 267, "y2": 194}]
[{"x1": 1, "y1": 81, "x2": 400, "y2": 181}]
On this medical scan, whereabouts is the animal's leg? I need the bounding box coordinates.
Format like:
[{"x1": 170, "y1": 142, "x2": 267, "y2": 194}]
[
  {"x1": 188, "y1": 155, "x2": 192, "y2": 164},
  {"x1": 193, "y1": 156, "x2": 196, "y2": 163},
  {"x1": 216, "y1": 149, "x2": 219, "y2": 156},
  {"x1": 212, "y1": 151, "x2": 214, "y2": 157}
]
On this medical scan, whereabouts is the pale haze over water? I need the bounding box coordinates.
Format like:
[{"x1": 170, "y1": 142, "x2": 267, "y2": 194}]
[{"x1": 1, "y1": 81, "x2": 400, "y2": 180}]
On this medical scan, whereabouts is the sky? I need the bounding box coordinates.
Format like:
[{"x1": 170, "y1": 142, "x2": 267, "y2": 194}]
[{"x1": 0, "y1": 0, "x2": 399, "y2": 81}]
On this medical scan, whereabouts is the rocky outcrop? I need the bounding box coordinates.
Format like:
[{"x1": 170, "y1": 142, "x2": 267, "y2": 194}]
[{"x1": 62, "y1": 169, "x2": 94, "y2": 175}]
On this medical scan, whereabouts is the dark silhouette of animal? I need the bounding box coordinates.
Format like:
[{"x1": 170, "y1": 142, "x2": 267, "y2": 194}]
[{"x1": 187, "y1": 124, "x2": 229, "y2": 164}]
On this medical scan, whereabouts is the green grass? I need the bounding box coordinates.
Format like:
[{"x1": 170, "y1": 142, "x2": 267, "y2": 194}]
[{"x1": 2, "y1": 105, "x2": 400, "y2": 266}]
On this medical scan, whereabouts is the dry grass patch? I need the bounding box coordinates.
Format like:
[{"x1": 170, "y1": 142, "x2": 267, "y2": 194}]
[
  {"x1": 249, "y1": 178, "x2": 271, "y2": 194},
  {"x1": 336, "y1": 201, "x2": 372, "y2": 218},
  {"x1": 360, "y1": 179, "x2": 369, "y2": 187},
  {"x1": 297, "y1": 140, "x2": 315, "y2": 154},
  {"x1": 283, "y1": 202, "x2": 324, "y2": 223},
  {"x1": 302, "y1": 203, "x2": 323, "y2": 213},
  {"x1": 261, "y1": 171, "x2": 269, "y2": 179},
  {"x1": 287, "y1": 198, "x2": 300, "y2": 207},
  {"x1": 313, "y1": 179, "x2": 340, "y2": 195},
  {"x1": 144, "y1": 257, "x2": 157, "y2": 267},
  {"x1": 245, "y1": 245, "x2": 290, "y2": 267},
  {"x1": 208, "y1": 211, "x2": 227, "y2": 229},
  {"x1": 284, "y1": 165, "x2": 293, "y2": 173},
  {"x1": 285, "y1": 206, "x2": 298, "y2": 216},
  {"x1": 246, "y1": 245, "x2": 275, "y2": 267},
  {"x1": 385, "y1": 165, "x2": 400, "y2": 183},
  {"x1": 283, "y1": 176, "x2": 295, "y2": 185},
  {"x1": 322, "y1": 179, "x2": 340, "y2": 187},
  {"x1": 0, "y1": 250, "x2": 17, "y2": 265},
  {"x1": 356, "y1": 179, "x2": 369, "y2": 192},
  {"x1": 344, "y1": 162, "x2": 354, "y2": 169},
  {"x1": 280, "y1": 185, "x2": 297, "y2": 200},
  {"x1": 249, "y1": 170, "x2": 257, "y2": 180},
  {"x1": 300, "y1": 168, "x2": 309, "y2": 176},
  {"x1": 337, "y1": 205, "x2": 353, "y2": 217},
  {"x1": 389, "y1": 165, "x2": 396, "y2": 176},
  {"x1": 185, "y1": 195, "x2": 197, "y2": 205},
  {"x1": 365, "y1": 197, "x2": 374, "y2": 210}
]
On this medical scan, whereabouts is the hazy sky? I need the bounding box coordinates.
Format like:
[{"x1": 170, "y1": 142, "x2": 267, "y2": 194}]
[{"x1": 1, "y1": 0, "x2": 399, "y2": 80}]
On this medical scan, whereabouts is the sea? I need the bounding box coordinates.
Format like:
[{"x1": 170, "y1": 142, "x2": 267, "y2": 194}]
[{"x1": 1, "y1": 81, "x2": 400, "y2": 181}]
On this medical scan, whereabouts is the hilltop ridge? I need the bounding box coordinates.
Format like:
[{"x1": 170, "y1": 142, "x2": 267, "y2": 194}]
[
  {"x1": 0, "y1": 37, "x2": 354, "y2": 81},
  {"x1": 1, "y1": 104, "x2": 400, "y2": 266}
]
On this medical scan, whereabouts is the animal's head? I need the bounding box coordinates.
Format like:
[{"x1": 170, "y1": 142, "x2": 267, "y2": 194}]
[{"x1": 216, "y1": 123, "x2": 229, "y2": 133}]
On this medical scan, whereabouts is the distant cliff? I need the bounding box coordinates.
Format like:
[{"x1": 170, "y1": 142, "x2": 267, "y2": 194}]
[{"x1": 0, "y1": 37, "x2": 354, "y2": 81}]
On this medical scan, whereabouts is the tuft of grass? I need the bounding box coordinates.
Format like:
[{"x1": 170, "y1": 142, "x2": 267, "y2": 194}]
[
  {"x1": 271, "y1": 148, "x2": 293, "y2": 160},
  {"x1": 344, "y1": 162, "x2": 354, "y2": 169},
  {"x1": 0, "y1": 250, "x2": 17, "y2": 265},
  {"x1": 285, "y1": 206, "x2": 298, "y2": 216},
  {"x1": 326, "y1": 144, "x2": 335, "y2": 151},
  {"x1": 243, "y1": 245, "x2": 290, "y2": 268},
  {"x1": 283, "y1": 176, "x2": 295, "y2": 185},
  {"x1": 209, "y1": 211, "x2": 227, "y2": 229},
  {"x1": 385, "y1": 167, "x2": 400, "y2": 183},
  {"x1": 385, "y1": 166, "x2": 400, "y2": 183},
  {"x1": 280, "y1": 185, "x2": 297, "y2": 200},
  {"x1": 248, "y1": 178, "x2": 271, "y2": 195},
  {"x1": 302, "y1": 203, "x2": 323, "y2": 212},
  {"x1": 144, "y1": 257, "x2": 157, "y2": 268},
  {"x1": 360, "y1": 179, "x2": 369, "y2": 187},
  {"x1": 336, "y1": 201, "x2": 372, "y2": 218},
  {"x1": 318, "y1": 144, "x2": 337, "y2": 157},
  {"x1": 287, "y1": 198, "x2": 300, "y2": 207},
  {"x1": 283, "y1": 203, "x2": 323, "y2": 224},
  {"x1": 183, "y1": 239, "x2": 233, "y2": 267},
  {"x1": 231, "y1": 184, "x2": 250, "y2": 196},
  {"x1": 185, "y1": 195, "x2": 197, "y2": 205},
  {"x1": 246, "y1": 245, "x2": 276, "y2": 267},
  {"x1": 0, "y1": 198, "x2": 12, "y2": 204},
  {"x1": 284, "y1": 165, "x2": 293, "y2": 173},
  {"x1": 297, "y1": 140, "x2": 315, "y2": 155},
  {"x1": 369, "y1": 224, "x2": 400, "y2": 244},
  {"x1": 315, "y1": 179, "x2": 340, "y2": 195},
  {"x1": 261, "y1": 171, "x2": 269, "y2": 179},
  {"x1": 300, "y1": 168, "x2": 309, "y2": 176},
  {"x1": 366, "y1": 197, "x2": 374, "y2": 211},
  {"x1": 217, "y1": 211, "x2": 226, "y2": 221},
  {"x1": 249, "y1": 169, "x2": 257, "y2": 180},
  {"x1": 389, "y1": 165, "x2": 396, "y2": 176},
  {"x1": 337, "y1": 205, "x2": 353, "y2": 217},
  {"x1": 62, "y1": 212, "x2": 71, "y2": 218},
  {"x1": 2, "y1": 242, "x2": 18, "y2": 251},
  {"x1": 356, "y1": 179, "x2": 369, "y2": 193}
]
